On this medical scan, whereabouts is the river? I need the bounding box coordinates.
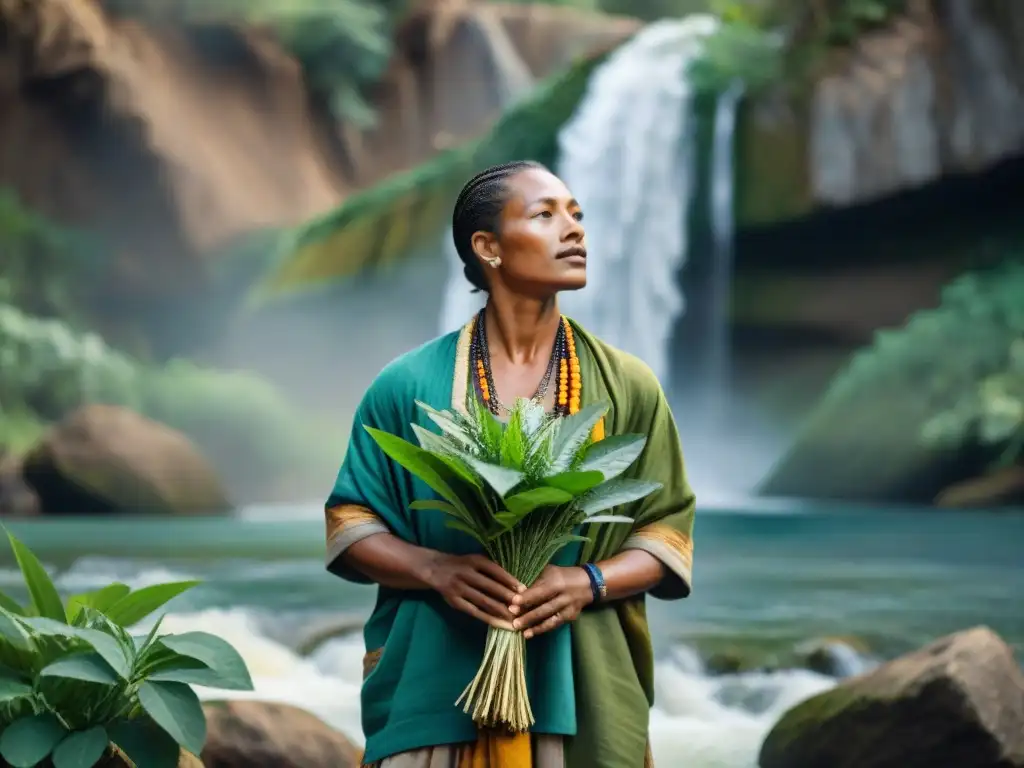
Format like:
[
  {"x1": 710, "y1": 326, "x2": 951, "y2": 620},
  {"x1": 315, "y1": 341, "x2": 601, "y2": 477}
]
[{"x1": 3, "y1": 502, "x2": 1023, "y2": 767}]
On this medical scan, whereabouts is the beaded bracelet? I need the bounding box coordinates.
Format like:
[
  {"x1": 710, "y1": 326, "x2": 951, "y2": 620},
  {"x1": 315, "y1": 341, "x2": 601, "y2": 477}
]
[{"x1": 581, "y1": 563, "x2": 607, "y2": 605}]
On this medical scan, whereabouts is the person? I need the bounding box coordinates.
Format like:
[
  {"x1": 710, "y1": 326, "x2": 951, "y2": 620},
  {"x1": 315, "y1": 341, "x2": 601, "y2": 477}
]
[{"x1": 325, "y1": 160, "x2": 696, "y2": 768}]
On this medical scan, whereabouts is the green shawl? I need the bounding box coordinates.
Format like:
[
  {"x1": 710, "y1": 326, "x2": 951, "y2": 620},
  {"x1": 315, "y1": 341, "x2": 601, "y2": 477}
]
[{"x1": 325, "y1": 319, "x2": 696, "y2": 767}]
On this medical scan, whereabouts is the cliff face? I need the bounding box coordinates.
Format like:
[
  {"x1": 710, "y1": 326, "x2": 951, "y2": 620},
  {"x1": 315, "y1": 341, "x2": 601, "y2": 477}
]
[
  {"x1": 738, "y1": 0, "x2": 1024, "y2": 225},
  {"x1": 0, "y1": 0, "x2": 348, "y2": 304}
]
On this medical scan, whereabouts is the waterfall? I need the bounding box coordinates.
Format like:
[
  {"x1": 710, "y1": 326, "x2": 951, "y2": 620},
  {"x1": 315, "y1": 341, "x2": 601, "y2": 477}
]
[
  {"x1": 704, "y1": 80, "x2": 745, "y2": 419},
  {"x1": 440, "y1": 17, "x2": 723, "y2": 387}
]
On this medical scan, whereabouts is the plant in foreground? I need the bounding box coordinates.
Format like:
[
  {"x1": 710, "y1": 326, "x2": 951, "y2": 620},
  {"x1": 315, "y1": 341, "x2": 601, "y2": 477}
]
[
  {"x1": 366, "y1": 397, "x2": 660, "y2": 731},
  {"x1": 0, "y1": 531, "x2": 254, "y2": 768}
]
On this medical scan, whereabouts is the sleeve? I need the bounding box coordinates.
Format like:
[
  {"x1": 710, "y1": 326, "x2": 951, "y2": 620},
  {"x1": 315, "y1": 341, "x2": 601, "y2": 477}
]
[
  {"x1": 324, "y1": 369, "x2": 417, "y2": 582},
  {"x1": 617, "y1": 373, "x2": 696, "y2": 600}
]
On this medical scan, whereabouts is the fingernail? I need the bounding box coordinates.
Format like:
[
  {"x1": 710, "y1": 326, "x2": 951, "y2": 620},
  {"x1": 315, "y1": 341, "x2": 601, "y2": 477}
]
[
  {"x1": 512, "y1": 620, "x2": 520, "y2": 630},
  {"x1": 517, "y1": 584, "x2": 526, "y2": 592},
  {"x1": 509, "y1": 605, "x2": 519, "y2": 615},
  {"x1": 524, "y1": 630, "x2": 533, "y2": 639}
]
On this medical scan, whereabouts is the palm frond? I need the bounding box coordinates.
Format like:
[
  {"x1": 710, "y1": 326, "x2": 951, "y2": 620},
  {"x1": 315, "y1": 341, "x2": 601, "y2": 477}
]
[{"x1": 249, "y1": 46, "x2": 615, "y2": 305}]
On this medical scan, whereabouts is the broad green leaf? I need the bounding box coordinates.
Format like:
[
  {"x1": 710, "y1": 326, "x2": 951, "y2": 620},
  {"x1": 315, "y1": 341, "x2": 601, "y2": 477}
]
[
  {"x1": 462, "y1": 457, "x2": 524, "y2": 497},
  {"x1": 550, "y1": 402, "x2": 610, "y2": 473},
  {"x1": 414, "y1": 402, "x2": 475, "y2": 448},
  {"x1": 152, "y1": 632, "x2": 253, "y2": 691},
  {"x1": 578, "y1": 434, "x2": 648, "y2": 480},
  {"x1": 19, "y1": 618, "x2": 129, "y2": 679},
  {"x1": 145, "y1": 657, "x2": 244, "y2": 690},
  {"x1": 137, "y1": 680, "x2": 206, "y2": 754},
  {"x1": 0, "y1": 668, "x2": 32, "y2": 702},
  {"x1": 410, "y1": 423, "x2": 457, "y2": 456},
  {"x1": 102, "y1": 581, "x2": 200, "y2": 628},
  {"x1": 65, "y1": 583, "x2": 131, "y2": 623},
  {"x1": 51, "y1": 726, "x2": 108, "y2": 768},
  {"x1": 39, "y1": 652, "x2": 119, "y2": 685},
  {"x1": 443, "y1": 518, "x2": 488, "y2": 544},
  {"x1": 109, "y1": 718, "x2": 181, "y2": 768},
  {"x1": 0, "y1": 591, "x2": 24, "y2": 616},
  {"x1": 0, "y1": 608, "x2": 32, "y2": 650},
  {"x1": 365, "y1": 427, "x2": 481, "y2": 517},
  {"x1": 409, "y1": 500, "x2": 462, "y2": 516},
  {"x1": 543, "y1": 470, "x2": 605, "y2": 496},
  {"x1": 7, "y1": 532, "x2": 66, "y2": 622},
  {"x1": 0, "y1": 713, "x2": 67, "y2": 767},
  {"x1": 503, "y1": 487, "x2": 574, "y2": 519},
  {"x1": 578, "y1": 478, "x2": 663, "y2": 517}
]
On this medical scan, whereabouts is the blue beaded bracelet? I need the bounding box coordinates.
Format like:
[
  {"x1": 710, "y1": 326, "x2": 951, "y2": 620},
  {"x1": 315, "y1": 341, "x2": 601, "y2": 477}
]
[{"x1": 582, "y1": 563, "x2": 607, "y2": 605}]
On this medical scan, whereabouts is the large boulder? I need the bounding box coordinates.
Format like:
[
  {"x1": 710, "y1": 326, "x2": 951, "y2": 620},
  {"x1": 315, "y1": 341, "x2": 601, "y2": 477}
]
[
  {"x1": 201, "y1": 701, "x2": 360, "y2": 768},
  {"x1": 0, "y1": 452, "x2": 40, "y2": 517},
  {"x1": 21, "y1": 404, "x2": 230, "y2": 515},
  {"x1": 759, "y1": 626, "x2": 1024, "y2": 768}
]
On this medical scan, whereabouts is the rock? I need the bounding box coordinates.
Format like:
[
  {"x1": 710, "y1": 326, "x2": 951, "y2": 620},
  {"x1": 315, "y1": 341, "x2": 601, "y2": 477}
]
[
  {"x1": 935, "y1": 464, "x2": 1024, "y2": 508},
  {"x1": 293, "y1": 614, "x2": 365, "y2": 657},
  {"x1": 795, "y1": 637, "x2": 873, "y2": 678},
  {"x1": 759, "y1": 626, "x2": 1024, "y2": 768},
  {"x1": 202, "y1": 700, "x2": 360, "y2": 768},
  {"x1": 0, "y1": 452, "x2": 41, "y2": 517},
  {"x1": 21, "y1": 404, "x2": 230, "y2": 515}
]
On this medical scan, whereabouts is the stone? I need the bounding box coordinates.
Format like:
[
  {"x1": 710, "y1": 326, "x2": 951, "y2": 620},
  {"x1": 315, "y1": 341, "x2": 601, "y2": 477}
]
[
  {"x1": 0, "y1": 452, "x2": 41, "y2": 517},
  {"x1": 935, "y1": 464, "x2": 1024, "y2": 508},
  {"x1": 21, "y1": 404, "x2": 230, "y2": 515},
  {"x1": 201, "y1": 700, "x2": 361, "y2": 768},
  {"x1": 759, "y1": 626, "x2": 1024, "y2": 768}
]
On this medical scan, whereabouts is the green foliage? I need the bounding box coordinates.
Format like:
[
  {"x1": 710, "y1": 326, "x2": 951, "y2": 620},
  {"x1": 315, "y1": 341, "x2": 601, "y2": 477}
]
[
  {"x1": 0, "y1": 531, "x2": 253, "y2": 767},
  {"x1": 0, "y1": 303, "x2": 329, "y2": 498},
  {"x1": 690, "y1": 3, "x2": 784, "y2": 93},
  {"x1": 0, "y1": 190, "x2": 107, "y2": 324},
  {"x1": 366, "y1": 397, "x2": 659, "y2": 573},
  {"x1": 761, "y1": 261, "x2": 1024, "y2": 501}
]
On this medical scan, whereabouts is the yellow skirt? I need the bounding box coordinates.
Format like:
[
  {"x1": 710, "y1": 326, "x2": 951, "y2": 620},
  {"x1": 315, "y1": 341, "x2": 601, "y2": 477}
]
[{"x1": 362, "y1": 730, "x2": 563, "y2": 767}]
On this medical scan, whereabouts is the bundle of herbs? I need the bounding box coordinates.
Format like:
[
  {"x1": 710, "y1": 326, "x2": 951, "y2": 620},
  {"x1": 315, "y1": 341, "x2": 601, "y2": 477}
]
[{"x1": 365, "y1": 396, "x2": 660, "y2": 731}]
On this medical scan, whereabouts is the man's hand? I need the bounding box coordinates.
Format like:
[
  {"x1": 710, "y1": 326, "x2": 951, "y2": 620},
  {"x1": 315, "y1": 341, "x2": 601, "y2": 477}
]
[
  {"x1": 425, "y1": 553, "x2": 525, "y2": 629},
  {"x1": 510, "y1": 565, "x2": 593, "y2": 639}
]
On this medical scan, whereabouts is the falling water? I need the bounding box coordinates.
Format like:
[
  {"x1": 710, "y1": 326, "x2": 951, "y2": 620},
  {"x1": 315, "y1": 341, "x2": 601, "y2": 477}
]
[
  {"x1": 555, "y1": 16, "x2": 719, "y2": 383},
  {"x1": 703, "y1": 80, "x2": 745, "y2": 421}
]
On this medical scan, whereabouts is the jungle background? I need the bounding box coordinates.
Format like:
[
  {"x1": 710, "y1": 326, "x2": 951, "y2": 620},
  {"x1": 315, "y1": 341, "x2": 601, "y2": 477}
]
[{"x1": 0, "y1": 0, "x2": 1023, "y2": 766}]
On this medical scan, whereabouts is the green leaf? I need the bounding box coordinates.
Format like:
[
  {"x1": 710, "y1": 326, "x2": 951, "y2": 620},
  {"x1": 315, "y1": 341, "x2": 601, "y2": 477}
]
[
  {"x1": 462, "y1": 457, "x2": 524, "y2": 497},
  {"x1": 577, "y1": 434, "x2": 648, "y2": 480},
  {"x1": 39, "y1": 652, "x2": 119, "y2": 685},
  {"x1": 0, "y1": 608, "x2": 32, "y2": 650},
  {"x1": 409, "y1": 500, "x2": 462, "y2": 516},
  {"x1": 497, "y1": 487, "x2": 574, "y2": 529},
  {"x1": 0, "y1": 591, "x2": 24, "y2": 616},
  {"x1": 0, "y1": 713, "x2": 67, "y2": 767},
  {"x1": 18, "y1": 618, "x2": 130, "y2": 679},
  {"x1": 7, "y1": 532, "x2": 66, "y2": 622},
  {"x1": 543, "y1": 470, "x2": 605, "y2": 496},
  {"x1": 581, "y1": 514, "x2": 634, "y2": 524},
  {"x1": 364, "y1": 427, "x2": 481, "y2": 517},
  {"x1": 443, "y1": 518, "x2": 488, "y2": 544},
  {"x1": 0, "y1": 668, "x2": 32, "y2": 702},
  {"x1": 65, "y1": 583, "x2": 131, "y2": 623},
  {"x1": 550, "y1": 402, "x2": 610, "y2": 473},
  {"x1": 151, "y1": 632, "x2": 253, "y2": 691},
  {"x1": 137, "y1": 680, "x2": 206, "y2": 755},
  {"x1": 102, "y1": 581, "x2": 201, "y2": 628},
  {"x1": 51, "y1": 726, "x2": 108, "y2": 768},
  {"x1": 109, "y1": 718, "x2": 181, "y2": 768},
  {"x1": 415, "y1": 401, "x2": 476, "y2": 448},
  {"x1": 578, "y1": 478, "x2": 663, "y2": 517}
]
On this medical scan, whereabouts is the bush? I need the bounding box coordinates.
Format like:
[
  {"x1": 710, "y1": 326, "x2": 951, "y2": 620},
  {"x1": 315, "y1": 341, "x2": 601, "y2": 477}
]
[
  {"x1": 759, "y1": 261, "x2": 1024, "y2": 501},
  {"x1": 0, "y1": 531, "x2": 253, "y2": 767},
  {"x1": 0, "y1": 304, "x2": 332, "y2": 500}
]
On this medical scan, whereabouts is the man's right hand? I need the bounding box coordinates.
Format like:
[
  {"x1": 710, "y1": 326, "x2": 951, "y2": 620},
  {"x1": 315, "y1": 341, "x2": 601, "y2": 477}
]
[{"x1": 424, "y1": 553, "x2": 525, "y2": 629}]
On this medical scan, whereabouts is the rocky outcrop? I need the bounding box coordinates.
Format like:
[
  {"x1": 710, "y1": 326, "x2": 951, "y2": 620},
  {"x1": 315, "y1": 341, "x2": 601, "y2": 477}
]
[
  {"x1": 21, "y1": 404, "x2": 230, "y2": 515},
  {"x1": 0, "y1": 452, "x2": 40, "y2": 517},
  {"x1": 935, "y1": 463, "x2": 1024, "y2": 508},
  {"x1": 759, "y1": 626, "x2": 1024, "y2": 768},
  {"x1": 201, "y1": 701, "x2": 360, "y2": 768},
  {"x1": 739, "y1": 0, "x2": 1024, "y2": 225},
  {"x1": 0, "y1": 0, "x2": 348, "y2": 307}
]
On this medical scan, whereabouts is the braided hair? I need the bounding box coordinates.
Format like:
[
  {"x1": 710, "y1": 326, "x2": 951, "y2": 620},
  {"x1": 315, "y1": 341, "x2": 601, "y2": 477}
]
[{"x1": 451, "y1": 160, "x2": 547, "y2": 292}]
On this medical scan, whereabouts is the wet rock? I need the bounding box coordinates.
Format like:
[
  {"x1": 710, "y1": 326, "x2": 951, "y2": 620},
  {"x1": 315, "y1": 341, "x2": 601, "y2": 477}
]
[
  {"x1": 795, "y1": 636, "x2": 873, "y2": 678},
  {"x1": 759, "y1": 626, "x2": 1024, "y2": 768},
  {"x1": 22, "y1": 404, "x2": 230, "y2": 515},
  {"x1": 201, "y1": 700, "x2": 361, "y2": 768},
  {"x1": 0, "y1": 452, "x2": 40, "y2": 517},
  {"x1": 935, "y1": 464, "x2": 1024, "y2": 508}
]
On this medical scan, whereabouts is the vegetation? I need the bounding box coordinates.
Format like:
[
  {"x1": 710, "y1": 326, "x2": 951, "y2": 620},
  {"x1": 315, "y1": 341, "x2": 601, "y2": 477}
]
[
  {"x1": 760, "y1": 260, "x2": 1024, "y2": 501},
  {"x1": 0, "y1": 303, "x2": 335, "y2": 500},
  {"x1": 0, "y1": 531, "x2": 253, "y2": 767}
]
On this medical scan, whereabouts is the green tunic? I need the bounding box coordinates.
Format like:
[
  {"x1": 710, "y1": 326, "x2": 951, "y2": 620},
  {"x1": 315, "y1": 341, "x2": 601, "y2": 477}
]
[{"x1": 326, "y1": 319, "x2": 696, "y2": 767}]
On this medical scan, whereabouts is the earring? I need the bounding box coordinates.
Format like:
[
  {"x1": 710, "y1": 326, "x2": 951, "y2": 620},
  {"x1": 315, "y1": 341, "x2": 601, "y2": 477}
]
[{"x1": 488, "y1": 257, "x2": 502, "y2": 269}]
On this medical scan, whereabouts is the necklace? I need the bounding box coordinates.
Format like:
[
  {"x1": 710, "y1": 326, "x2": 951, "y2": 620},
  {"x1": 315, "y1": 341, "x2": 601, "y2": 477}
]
[{"x1": 470, "y1": 308, "x2": 571, "y2": 416}]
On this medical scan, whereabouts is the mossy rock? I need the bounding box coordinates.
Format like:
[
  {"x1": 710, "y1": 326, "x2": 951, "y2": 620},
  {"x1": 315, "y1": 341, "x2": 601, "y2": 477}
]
[{"x1": 759, "y1": 262, "x2": 1024, "y2": 502}]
